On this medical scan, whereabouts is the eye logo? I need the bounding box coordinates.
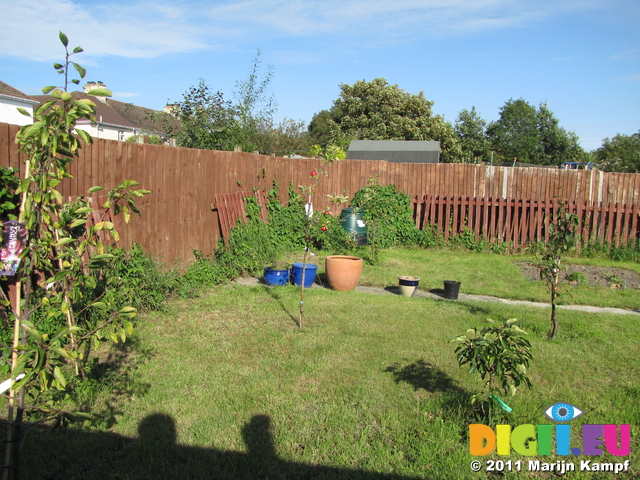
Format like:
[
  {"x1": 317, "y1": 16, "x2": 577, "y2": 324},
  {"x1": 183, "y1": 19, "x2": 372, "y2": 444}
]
[{"x1": 545, "y1": 403, "x2": 584, "y2": 422}]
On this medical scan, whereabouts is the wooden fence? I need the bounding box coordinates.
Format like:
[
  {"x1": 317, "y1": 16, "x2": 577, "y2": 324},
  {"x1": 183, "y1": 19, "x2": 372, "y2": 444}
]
[
  {"x1": 1, "y1": 122, "x2": 639, "y2": 264},
  {"x1": 414, "y1": 195, "x2": 640, "y2": 250}
]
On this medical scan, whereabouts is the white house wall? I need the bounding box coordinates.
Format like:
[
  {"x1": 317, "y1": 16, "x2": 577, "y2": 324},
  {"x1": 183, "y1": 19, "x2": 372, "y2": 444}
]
[
  {"x1": 74, "y1": 123, "x2": 136, "y2": 142},
  {"x1": 0, "y1": 98, "x2": 34, "y2": 126}
]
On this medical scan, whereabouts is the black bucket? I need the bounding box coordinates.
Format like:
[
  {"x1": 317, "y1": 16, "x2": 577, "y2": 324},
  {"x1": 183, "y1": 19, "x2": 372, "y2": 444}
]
[
  {"x1": 443, "y1": 280, "x2": 461, "y2": 300},
  {"x1": 339, "y1": 208, "x2": 367, "y2": 246}
]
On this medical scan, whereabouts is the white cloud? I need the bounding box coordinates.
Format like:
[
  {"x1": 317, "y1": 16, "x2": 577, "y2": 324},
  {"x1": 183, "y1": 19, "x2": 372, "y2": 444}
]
[
  {"x1": 0, "y1": 0, "x2": 208, "y2": 62},
  {"x1": 205, "y1": 0, "x2": 607, "y2": 39},
  {"x1": 0, "y1": 0, "x2": 616, "y2": 62}
]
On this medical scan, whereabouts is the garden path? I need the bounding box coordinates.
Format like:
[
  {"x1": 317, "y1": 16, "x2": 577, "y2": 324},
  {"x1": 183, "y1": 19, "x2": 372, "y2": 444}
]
[{"x1": 234, "y1": 277, "x2": 640, "y2": 317}]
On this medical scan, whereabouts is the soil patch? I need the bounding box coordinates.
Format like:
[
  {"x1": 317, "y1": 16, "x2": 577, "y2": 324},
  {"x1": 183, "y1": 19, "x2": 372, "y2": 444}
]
[{"x1": 516, "y1": 262, "x2": 640, "y2": 289}]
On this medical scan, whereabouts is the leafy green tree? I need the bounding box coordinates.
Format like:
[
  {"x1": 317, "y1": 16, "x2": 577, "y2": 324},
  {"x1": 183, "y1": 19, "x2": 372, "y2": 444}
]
[
  {"x1": 596, "y1": 131, "x2": 640, "y2": 173},
  {"x1": 309, "y1": 78, "x2": 462, "y2": 162},
  {"x1": 256, "y1": 118, "x2": 313, "y2": 157},
  {"x1": 175, "y1": 51, "x2": 309, "y2": 156},
  {"x1": 487, "y1": 99, "x2": 582, "y2": 165},
  {"x1": 451, "y1": 318, "x2": 533, "y2": 424},
  {"x1": 307, "y1": 109, "x2": 340, "y2": 147},
  {"x1": 232, "y1": 49, "x2": 277, "y2": 153},
  {"x1": 455, "y1": 107, "x2": 490, "y2": 163},
  {"x1": 487, "y1": 99, "x2": 540, "y2": 164},
  {"x1": 174, "y1": 79, "x2": 237, "y2": 151},
  {"x1": 536, "y1": 102, "x2": 582, "y2": 164}
]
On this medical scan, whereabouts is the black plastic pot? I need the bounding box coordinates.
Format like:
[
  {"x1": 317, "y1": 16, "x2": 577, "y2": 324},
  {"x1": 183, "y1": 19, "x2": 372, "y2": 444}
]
[{"x1": 443, "y1": 280, "x2": 461, "y2": 300}]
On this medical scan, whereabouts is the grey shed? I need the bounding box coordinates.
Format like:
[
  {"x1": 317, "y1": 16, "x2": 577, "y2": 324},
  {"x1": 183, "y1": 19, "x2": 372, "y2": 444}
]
[{"x1": 345, "y1": 140, "x2": 440, "y2": 163}]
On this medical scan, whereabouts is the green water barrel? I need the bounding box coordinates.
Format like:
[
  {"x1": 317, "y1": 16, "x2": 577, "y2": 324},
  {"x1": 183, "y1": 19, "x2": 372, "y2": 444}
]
[{"x1": 339, "y1": 208, "x2": 367, "y2": 246}]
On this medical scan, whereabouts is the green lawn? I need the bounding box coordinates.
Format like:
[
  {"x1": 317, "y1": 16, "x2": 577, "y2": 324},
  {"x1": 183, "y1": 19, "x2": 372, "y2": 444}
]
[
  {"x1": 17, "y1": 248, "x2": 640, "y2": 479},
  {"x1": 357, "y1": 248, "x2": 640, "y2": 310}
]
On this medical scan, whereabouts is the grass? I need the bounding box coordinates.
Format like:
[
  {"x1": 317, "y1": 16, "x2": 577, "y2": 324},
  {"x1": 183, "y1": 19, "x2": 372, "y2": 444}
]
[
  {"x1": 13, "y1": 248, "x2": 640, "y2": 479},
  {"x1": 356, "y1": 247, "x2": 640, "y2": 310}
]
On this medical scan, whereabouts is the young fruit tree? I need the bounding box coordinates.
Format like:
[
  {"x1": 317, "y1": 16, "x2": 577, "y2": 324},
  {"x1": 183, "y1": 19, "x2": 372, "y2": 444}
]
[
  {"x1": 1, "y1": 32, "x2": 148, "y2": 479},
  {"x1": 536, "y1": 202, "x2": 580, "y2": 339},
  {"x1": 451, "y1": 318, "x2": 533, "y2": 424}
]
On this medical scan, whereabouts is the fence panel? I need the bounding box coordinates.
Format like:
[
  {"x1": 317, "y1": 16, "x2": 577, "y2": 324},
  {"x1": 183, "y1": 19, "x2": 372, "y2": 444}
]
[
  {"x1": 1, "y1": 122, "x2": 639, "y2": 263},
  {"x1": 412, "y1": 195, "x2": 640, "y2": 250}
]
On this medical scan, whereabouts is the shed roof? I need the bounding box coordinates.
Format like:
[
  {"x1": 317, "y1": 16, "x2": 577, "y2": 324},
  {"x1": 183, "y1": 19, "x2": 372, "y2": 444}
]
[{"x1": 346, "y1": 140, "x2": 440, "y2": 163}]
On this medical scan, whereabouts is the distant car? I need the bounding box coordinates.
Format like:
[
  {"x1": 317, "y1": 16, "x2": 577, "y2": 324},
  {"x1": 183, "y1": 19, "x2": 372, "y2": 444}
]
[{"x1": 560, "y1": 162, "x2": 600, "y2": 170}]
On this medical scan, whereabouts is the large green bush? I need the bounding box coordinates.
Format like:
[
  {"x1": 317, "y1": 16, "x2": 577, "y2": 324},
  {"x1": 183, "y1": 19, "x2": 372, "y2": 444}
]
[{"x1": 351, "y1": 180, "x2": 419, "y2": 248}]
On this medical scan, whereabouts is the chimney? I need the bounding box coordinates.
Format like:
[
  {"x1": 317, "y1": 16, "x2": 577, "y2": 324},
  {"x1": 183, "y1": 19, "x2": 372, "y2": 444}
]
[
  {"x1": 164, "y1": 103, "x2": 179, "y2": 116},
  {"x1": 84, "y1": 81, "x2": 109, "y2": 102}
]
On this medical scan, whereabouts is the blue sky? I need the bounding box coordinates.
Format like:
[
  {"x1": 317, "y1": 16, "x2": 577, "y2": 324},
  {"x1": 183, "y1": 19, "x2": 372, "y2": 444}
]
[{"x1": 1, "y1": 0, "x2": 638, "y2": 151}]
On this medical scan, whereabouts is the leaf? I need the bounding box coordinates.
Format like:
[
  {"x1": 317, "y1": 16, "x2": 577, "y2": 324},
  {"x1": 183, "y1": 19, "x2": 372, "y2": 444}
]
[
  {"x1": 18, "y1": 177, "x2": 30, "y2": 193},
  {"x1": 11, "y1": 371, "x2": 34, "y2": 392},
  {"x1": 76, "y1": 129, "x2": 92, "y2": 145},
  {"x1": 91, "y1": 302, "x2": 108, "y2": 310},
  {"x1": 55, "y1": 237, "x2": 75, "y2": 246},
  {"x1": 50, "y1": 347, "x2": 73, "y2": 361},
  {"x1": 59, "y1": 31, "x2": 69, "y2": 47},
  {"x1": 72, "y1": 46, "x2": 84, "y2": 54},
  {"x1": 69, "y1": 218, "x2": 87, "y2": 229},
  {"x1": 119, "y1": 306, "x2": 137, "y2": 319},
  {"x1": 53, "y1": 366, "x2": 67, "y2": 388},
  {"x1": 123, "y1": 320, "x2": 134, "y2": 336},
  {"x1": 88, "y1": 186, "x2": 105, "y2": 194},
  {"x1": 85, "y1": 88, "x2": 112, "y2": 97},
  {"x1": 42, "y1": 86, "x2": 57, "y2": 94},
  {"x1": 74, "y1": 206, "x2": 94, "y2": 215},
  {"x1": 72, "y1": 62, "x2": 87, "y2": 79}
]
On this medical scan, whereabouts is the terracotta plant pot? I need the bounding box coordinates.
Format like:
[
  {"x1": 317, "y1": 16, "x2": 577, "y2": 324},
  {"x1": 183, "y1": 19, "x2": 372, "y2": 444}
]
[{"x1": 325, "y1": 255, "x2": 363, "y2": 291}]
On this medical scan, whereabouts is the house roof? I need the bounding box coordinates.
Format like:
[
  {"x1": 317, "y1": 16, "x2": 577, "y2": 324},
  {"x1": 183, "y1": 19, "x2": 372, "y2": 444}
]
[
  {"x1": 0, "y1": 80, "x2": 39, "y2": 104},
  {"x1": 106, "y1": 98, "x2": 180, "y2": 134},
  {"x1": 31, "y1": 91, "x2": 136, "y2": 130},
  {"x1": 346, "y1": 140, "x2": 440, "y2": 163},
  {"x1": 31, "y1": 91, "x2": 179, "y2": 134}
]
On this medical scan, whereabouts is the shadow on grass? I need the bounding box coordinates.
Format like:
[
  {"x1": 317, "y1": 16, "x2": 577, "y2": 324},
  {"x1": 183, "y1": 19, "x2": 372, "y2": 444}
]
[
  {"x1": 16, "y1": 413, "x2": 428, "y2": 480},
  {"x1": 384, "y1": 359, "x2": 464, "y2": 395},
  {"x1": 384, "y1": 359, "x2": 476, "y2": 428},
  {"x1": 80, "y1": 337, "x2": 153, "y2": 429},
  {"x1": 261, "y1": 285, "x2": 299, "y2": 326}
]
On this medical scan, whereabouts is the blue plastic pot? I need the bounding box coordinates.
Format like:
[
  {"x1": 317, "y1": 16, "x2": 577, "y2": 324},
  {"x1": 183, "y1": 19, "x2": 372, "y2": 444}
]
[
  {"x1": 263, "y1": 267, "x2": 289, "y2": 286},
  {"x1": 290, "y1": 263, "x2": 317, "y2": 288}
]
